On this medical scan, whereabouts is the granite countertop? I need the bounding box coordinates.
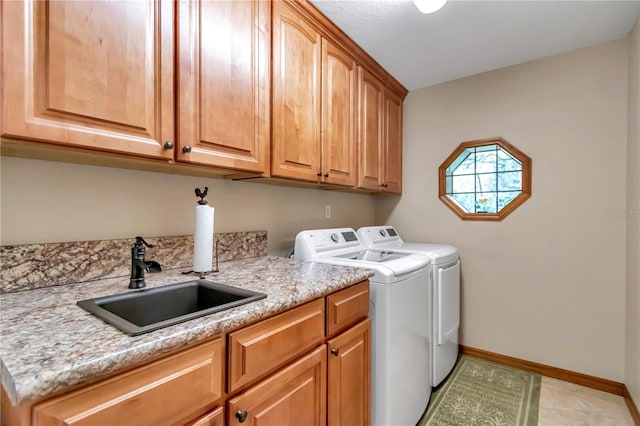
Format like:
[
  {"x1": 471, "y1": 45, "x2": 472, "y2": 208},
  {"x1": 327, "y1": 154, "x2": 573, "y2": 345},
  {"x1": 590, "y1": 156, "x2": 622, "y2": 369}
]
[{"x1": 0, "y1": 256, "x2": 373, "y2": 406}]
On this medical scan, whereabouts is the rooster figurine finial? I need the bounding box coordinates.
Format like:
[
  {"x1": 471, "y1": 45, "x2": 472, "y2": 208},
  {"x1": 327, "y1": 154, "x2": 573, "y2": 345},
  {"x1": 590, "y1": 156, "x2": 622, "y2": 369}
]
[{"x1": 195, "y1": 187, "x2": 209, "y2": 205}]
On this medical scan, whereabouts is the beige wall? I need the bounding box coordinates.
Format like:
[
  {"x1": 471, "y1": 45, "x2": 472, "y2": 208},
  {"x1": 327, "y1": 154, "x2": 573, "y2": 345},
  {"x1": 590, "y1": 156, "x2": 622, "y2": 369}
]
[
  {"x1": 626, "y1": 18, "x2": 640, "y2": 406},
  {"x1": 0, "y1": 157, "x2": 375, "y2": 256},
  {"x1": 376, "y1": 40, "x2": 629, "y2": 381}
]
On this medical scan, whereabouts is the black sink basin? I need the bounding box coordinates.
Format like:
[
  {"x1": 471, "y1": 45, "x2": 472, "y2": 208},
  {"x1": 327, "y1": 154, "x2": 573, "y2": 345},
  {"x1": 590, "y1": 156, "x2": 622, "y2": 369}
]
[{"x1": 77, "y1": 280, "x2": 267, "y2": 336}]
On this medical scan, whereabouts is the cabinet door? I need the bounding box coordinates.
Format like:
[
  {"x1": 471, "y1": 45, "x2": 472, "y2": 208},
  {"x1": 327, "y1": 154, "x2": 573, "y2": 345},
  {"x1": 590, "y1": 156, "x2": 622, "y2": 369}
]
[
  {"x1": 1, "y1": 0, "x2": 174, "y2": 160},
  {"x1": 384, "y1": 90, "x2": 403, "y2": 194},
  {"x1": 327, "y1": 319, "x2": 371, "y2": 426},
  {"x1": 271, "y1": 1, "x2": 322, "y2": 182},
  {"x1": 357, "y1": 67, "x2": 384, "y2": 191},
  {"x1": 177, "y1": 0, "x2": 269, "y2": 173},
  {"x1": 227, "y1": 346, "x2": 327, "y2": 426},
  {"x1": 321, "y1": 39, "x2": 357, "y2": 187}
]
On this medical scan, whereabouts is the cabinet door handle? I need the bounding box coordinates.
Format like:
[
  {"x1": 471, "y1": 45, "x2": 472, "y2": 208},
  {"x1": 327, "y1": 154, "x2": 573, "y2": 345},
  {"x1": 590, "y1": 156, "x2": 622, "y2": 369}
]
[
  {"x1": 182, "y1": 145, "x2": 192, "y2": 153},
  {"x1": 316, "y1": 172, "x2": 322, "y2": 177},
  {"x1": 331, "y1": 348, "x2": 339, "y2": 357},
  {"x1": 236, "y1": 410, "x2": 248, "y2": 423},
  {"x1": 163, "y1": 141, "x2": 174, "y2": 150},
  {"x1": 324, "y1": 172, "x2": 329, "y2": 178}
]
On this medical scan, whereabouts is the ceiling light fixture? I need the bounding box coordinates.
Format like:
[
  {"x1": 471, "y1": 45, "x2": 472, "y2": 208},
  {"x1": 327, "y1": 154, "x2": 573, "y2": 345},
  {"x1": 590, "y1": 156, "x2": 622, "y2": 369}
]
[{"x1": 413, "y1": 0, "x2": 447, "y2": 14}]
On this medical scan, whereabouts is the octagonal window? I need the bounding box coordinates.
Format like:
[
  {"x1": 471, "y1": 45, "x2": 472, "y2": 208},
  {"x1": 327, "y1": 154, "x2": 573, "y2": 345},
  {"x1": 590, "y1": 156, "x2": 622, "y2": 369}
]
[{"x1": 439, "y1": 137, "x2": 531, "y2": 221}]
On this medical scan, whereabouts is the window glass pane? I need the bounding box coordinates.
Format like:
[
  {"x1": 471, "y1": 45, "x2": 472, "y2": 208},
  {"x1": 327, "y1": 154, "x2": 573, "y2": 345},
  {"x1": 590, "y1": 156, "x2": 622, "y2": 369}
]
[
  {"x1": 498, "y1": 171, "x2": 522, "y2": 191},
  {"x1": 448, "y1": 151, "x2": 475, "y2": 175},
  {"x1": 476, "y1": 173, "x2": 496, "y2": 193},
  {"x1": 451, "y1": 193, "x2": 475, "y2": 213},
  {"x1": 475, "y1": 144, "x2": 497, "y2": 153},
  {"x1": 475, "y1": 150, "x2": 497, "y2": 173},
  {"x1": 498, "y1": 191, "x2": 520, "y2": 210},
  {"x1": 446, "y1": 176, "x2": 452, "y2": 193},
  {"x1": 452, "y1": 174, "x2": 475, "y2": 193},
  {"x1": 476, "y1": 192, "x2": 497, "y2": 213},
  {"x1": 497, "y1": 148, "x2": 521, "y2": 171}
]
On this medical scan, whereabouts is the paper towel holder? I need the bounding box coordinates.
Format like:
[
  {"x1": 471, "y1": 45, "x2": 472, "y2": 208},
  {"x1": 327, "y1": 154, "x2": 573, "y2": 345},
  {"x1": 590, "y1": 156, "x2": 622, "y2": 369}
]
[{"x1": 182, "y1": 240, "x2": 219, "y2": 278}]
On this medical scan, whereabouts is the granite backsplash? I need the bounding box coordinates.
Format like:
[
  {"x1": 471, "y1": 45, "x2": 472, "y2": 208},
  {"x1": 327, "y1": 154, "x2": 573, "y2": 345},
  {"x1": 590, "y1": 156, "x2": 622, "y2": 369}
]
[{"x1": 0, "y1": 231, "x2": 267, "y2": 294}]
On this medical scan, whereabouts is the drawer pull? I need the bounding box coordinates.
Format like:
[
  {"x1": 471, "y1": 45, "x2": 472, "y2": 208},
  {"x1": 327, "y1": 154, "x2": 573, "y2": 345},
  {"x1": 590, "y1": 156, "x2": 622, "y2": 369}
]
[{"x1": 236, "y1": 410, "x2": 248, "y2": 423}]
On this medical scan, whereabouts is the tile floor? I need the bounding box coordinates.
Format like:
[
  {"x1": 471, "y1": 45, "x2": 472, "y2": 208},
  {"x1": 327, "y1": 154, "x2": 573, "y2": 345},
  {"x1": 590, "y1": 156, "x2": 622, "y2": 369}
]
[{"x1": 538, "y1": 376, "x2": 635, "y2": 425}]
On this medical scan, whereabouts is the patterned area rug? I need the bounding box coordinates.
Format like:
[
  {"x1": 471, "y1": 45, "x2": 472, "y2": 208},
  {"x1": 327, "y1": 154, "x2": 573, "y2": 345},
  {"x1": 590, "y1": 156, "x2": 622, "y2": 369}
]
[{"x1": 417, "y1": 355, "x2": 541, "y2": 426}]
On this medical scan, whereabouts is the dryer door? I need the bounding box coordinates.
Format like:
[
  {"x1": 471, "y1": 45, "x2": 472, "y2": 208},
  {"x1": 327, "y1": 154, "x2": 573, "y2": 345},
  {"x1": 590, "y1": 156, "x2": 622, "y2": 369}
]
[{"x1": 437, "y1": 260, "x2": 460, "y2": 345}]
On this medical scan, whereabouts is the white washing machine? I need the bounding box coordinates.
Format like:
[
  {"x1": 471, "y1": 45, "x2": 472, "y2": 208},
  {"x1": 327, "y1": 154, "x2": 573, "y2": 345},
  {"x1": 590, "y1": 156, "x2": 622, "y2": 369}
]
[
  {"x1": 295, "y1": 228, "x2": 432, "y2": 426},
  {"x1": 358, "y1": 226, "x2": 460, "y2": 387}
]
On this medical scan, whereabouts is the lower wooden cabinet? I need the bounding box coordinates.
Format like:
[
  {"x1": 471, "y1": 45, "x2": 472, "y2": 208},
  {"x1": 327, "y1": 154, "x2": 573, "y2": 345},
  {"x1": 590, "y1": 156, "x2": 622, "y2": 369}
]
[
  {"x1": 227, "y1": 346, "x2": 327, "y2": 426},
  {"x1": 327, "y1": 319, "x2": 371, "y2": 426},
  {"x1": 227, "y1": 288, "x2": 371, "y2": 426},
  {"x1": 8, "y1": 281, "x2": 370, "y2": 426},
  {"x1": 32, "y1": 339, "x2": 223, "y2": 426}
]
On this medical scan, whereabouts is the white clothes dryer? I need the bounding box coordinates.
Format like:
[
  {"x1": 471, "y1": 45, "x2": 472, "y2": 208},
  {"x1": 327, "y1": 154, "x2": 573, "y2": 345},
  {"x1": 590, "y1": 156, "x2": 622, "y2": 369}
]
[
  {"x1": 357, "y1": 226, "x2": 460, "y2": 387},
  {"x1": 295, "y1": 228, "x2": 432, "y2": 426}
]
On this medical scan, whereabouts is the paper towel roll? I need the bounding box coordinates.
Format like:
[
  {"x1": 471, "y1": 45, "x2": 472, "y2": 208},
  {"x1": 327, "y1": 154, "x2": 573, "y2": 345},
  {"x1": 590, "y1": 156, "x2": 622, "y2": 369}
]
[{"x1": 194, "y1": 205, "x2": 214, "y2": 273}]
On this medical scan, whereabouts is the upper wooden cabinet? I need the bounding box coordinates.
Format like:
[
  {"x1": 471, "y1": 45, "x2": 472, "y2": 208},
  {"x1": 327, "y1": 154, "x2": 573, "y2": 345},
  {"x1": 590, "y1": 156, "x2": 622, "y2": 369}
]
[
  {"x1": 358, "y1": 67, "x2": 384, "y2": 191},
  {"x1": 1, "y1": 0, "x2": 175, "y2": 160},
  {"x1": 272, "y1": 2, "x2": 357, "y2": 186},
  {"x1": 1, "y1": 0, "x2": 406, "y2": 191},
  {"x1": 271, "y1": 1, "x2": 322, "y2": 182},
  {"x1": 321, "y1": 39, "x2": 358, "y2": 187},
  {"x1": 383, "y1": 89, "x2": 403, "y2": 194},
  {"x1": 1, "y1": 0, "x2": 270, "y2": 172},
  {"x1": 177, "y1": 0, "x2": 270, "y2": 173},
  {"x1": 357, "y1": 68, "x2": 403, "y2": 194}
]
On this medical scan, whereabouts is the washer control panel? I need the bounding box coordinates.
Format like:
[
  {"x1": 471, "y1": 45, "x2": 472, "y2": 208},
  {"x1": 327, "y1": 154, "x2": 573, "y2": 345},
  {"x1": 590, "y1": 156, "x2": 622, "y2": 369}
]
[
  {"x1": 307, "y1": 230, "x2": 359, "y2": 249},
  {"x1": 357, "y1": 226, "x2": 403, "y2": 246},
  {"x1": 294, "y1": 228, "x2": 363, "y2": 259}
]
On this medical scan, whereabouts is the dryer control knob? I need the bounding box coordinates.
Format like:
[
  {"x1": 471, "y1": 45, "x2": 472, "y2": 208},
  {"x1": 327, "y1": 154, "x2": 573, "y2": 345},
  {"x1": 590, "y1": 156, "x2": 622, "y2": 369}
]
[
  {"x1": 330, "y1": 233, "x2": 339, "y2": 243},
  {"x1": 379, "y1": 230, "x2": 386, "y2": 237}
]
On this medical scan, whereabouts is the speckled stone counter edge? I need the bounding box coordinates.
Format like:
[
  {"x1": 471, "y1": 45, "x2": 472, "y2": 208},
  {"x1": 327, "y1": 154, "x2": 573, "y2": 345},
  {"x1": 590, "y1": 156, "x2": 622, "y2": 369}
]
[{"x1": 0, "y1": 231, "x2": 267, "y2": 293}]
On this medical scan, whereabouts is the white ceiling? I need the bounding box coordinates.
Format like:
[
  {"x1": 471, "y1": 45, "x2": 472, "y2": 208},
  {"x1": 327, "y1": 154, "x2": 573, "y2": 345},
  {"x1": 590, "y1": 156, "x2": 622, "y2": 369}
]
[{"x1": 310, "y1": 0, "x2": 640, "y2": 91}]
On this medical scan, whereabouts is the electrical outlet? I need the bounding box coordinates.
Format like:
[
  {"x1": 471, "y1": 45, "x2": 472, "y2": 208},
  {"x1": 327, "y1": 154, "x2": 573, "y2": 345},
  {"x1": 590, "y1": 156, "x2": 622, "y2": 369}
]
[{"x1": 325, "y1": 205, "x2": 332, "y2": 219}]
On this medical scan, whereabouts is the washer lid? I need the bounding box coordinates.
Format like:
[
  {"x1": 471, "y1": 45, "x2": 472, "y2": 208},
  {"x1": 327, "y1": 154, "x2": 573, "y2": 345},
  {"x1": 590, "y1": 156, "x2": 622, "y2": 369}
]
[
  {"x1": 336, "y1": 249, "x2": 410, "y2": 262},
  {"x1": 334, "y1": 250, "x2": 429, "y2": 276},
  {"x1": 399, "y1": 243, "x2": 459, "y2": 264},
  {"x1": 303, "y1": 254, "x2": 428, "y2": 283}
]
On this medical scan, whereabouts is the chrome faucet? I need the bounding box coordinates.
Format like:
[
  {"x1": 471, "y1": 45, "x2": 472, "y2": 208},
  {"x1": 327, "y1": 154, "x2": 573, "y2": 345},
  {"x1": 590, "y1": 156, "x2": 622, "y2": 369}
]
[{"x1": 129, "y1": 236, "x2": 162, "y2": 289}]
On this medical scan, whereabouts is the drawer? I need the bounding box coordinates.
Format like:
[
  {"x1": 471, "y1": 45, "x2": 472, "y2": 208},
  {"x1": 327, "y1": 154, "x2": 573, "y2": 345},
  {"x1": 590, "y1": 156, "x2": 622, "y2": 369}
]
[
  {"x1": 186, "y1": 406, "x2": 224, "y2": 426},
  {"x1": 228, "y1": 299, "x2": 325, "y2": 393},
  {"x1": 325, "y1": 280, "x2": 369, "y2": 337},
  {"x1": 33, "y1": 339, "x2": 223, "y2": 426}
]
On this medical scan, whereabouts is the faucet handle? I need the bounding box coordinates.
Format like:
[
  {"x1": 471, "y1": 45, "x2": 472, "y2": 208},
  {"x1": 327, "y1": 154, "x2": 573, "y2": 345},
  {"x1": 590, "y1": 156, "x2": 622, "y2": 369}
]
[
  {"x1": 144, "y1": 260, "x2": 162, "y2": 273},
  {"x1": 135, "y1": 236, "x2": 154, "y2": 248}
]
